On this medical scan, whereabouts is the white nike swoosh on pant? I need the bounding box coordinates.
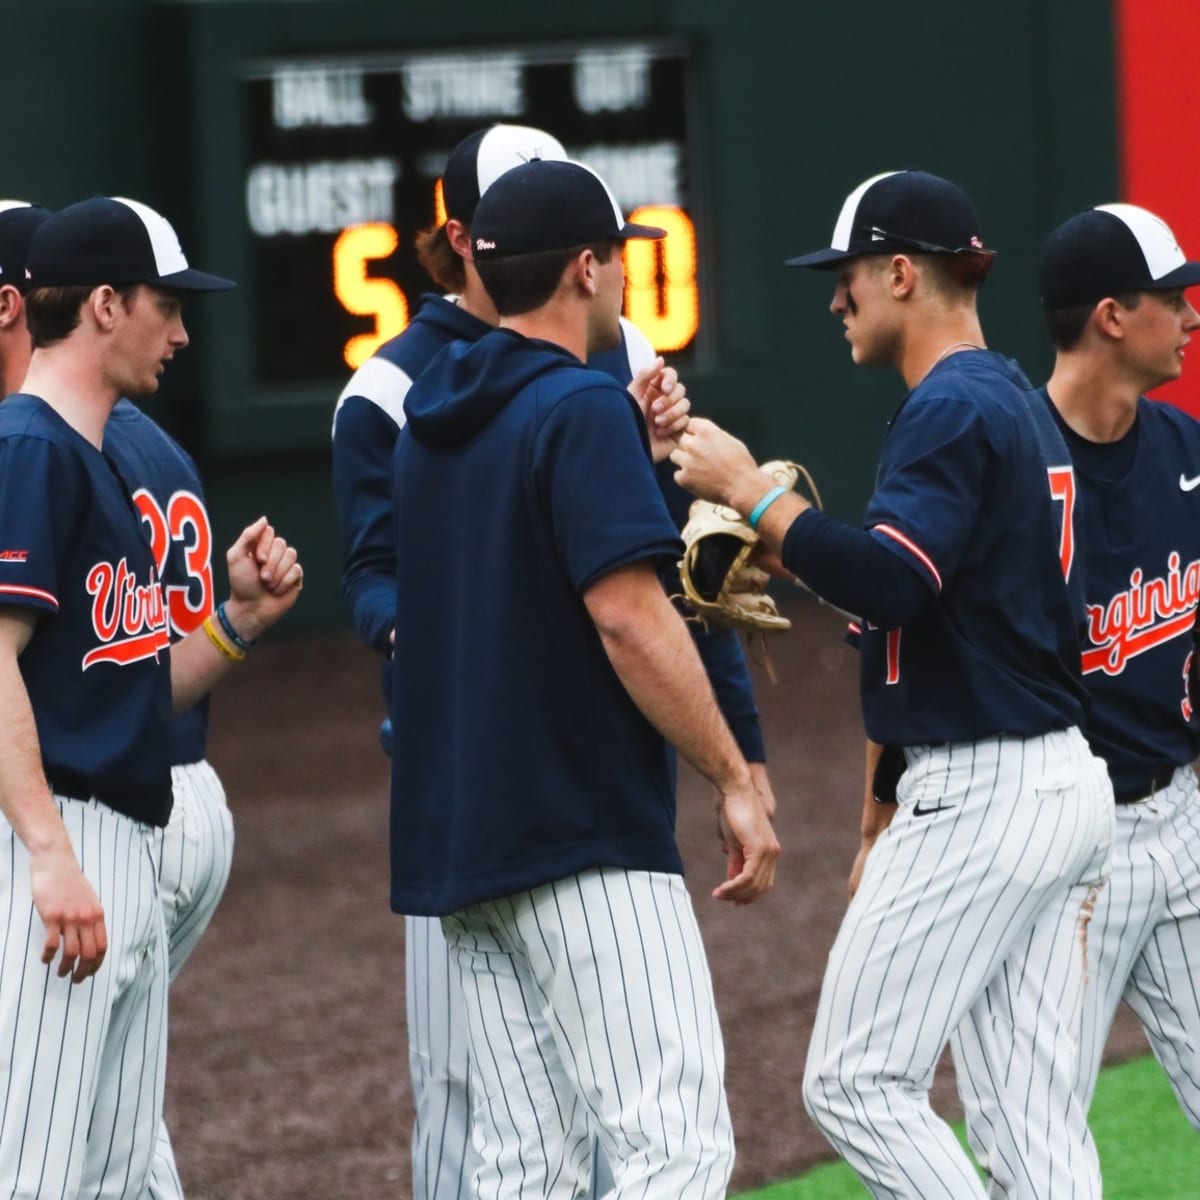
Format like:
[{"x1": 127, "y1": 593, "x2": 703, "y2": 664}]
[{"x1": 1181, "y1": 474, "x2": 1200, "y2": 491}]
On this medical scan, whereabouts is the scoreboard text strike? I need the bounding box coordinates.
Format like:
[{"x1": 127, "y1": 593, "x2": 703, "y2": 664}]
[{"x1": 242, "y1": 41, "x2": 701, "y2": 386}]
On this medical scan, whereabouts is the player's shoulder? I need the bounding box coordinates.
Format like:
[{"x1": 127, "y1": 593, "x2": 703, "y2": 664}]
[
  {"x1": 333, "y1": 295, "x2": 485, "y2": 434},
  {"x1": 1138, "y1": 394, "x2": 1200, "y2": 441},
  {"x1": 0, "y1": 393, "x2": 86, "y2": 455},
  {"x1": 904, "y1": 350, "x2": 1035, "y2": 432}
]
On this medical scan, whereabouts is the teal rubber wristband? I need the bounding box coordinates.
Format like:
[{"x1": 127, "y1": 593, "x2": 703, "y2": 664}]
[{"x1": 747, "y1": 485, "x2": 788, "y2": 530}]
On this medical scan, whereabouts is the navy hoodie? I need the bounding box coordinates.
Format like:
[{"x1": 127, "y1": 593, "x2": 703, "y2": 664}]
[{"x1": 389, "y1": 328, "x2": 684, "y2": 915}]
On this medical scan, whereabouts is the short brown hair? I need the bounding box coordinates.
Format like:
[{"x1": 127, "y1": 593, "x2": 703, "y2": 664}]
[
  {"x1": 475, "y1": 241, "x2": 616, "y2": 317},
  {"x1": 26, "y1": 283, "x2": 139, "y2": 349},
  {"x1": 414, "y1": 224, "x2": 465, "y2": 293},
  {"x1": 1044, "y1": 292, "x2": 1142, "y2": 351},
  {"x1": 917, "y1": 253, "x2": 990, "y2": 299}
]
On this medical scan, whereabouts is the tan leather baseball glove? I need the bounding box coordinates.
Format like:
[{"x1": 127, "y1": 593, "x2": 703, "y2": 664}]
[{"x1": 677, "y1": 460, "x2": 820, "y2": 634}]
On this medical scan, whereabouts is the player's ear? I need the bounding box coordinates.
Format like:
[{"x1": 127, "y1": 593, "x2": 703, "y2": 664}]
[
  {"x1": 90, "y1": 285, "x2": 124, "y2": 332},
  {"x1": 445, "y1": 219, "x2": 473, "y2": 262},
  {"x1": 888, "y1": 254, "x2": 918, "y2": 301},
  {"x1": 1092, "y1": 297, "x2": 1126, "y2": 342},
  {"x1": 575, "y1": 248, "x2": 600, "y2": 297},
  {"x1": 0, "y1": 286, "x2": 22, "y2": 330}
]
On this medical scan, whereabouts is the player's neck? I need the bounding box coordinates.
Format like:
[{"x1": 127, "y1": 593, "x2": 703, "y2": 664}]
[
  {"x1": 458, "y1": 267, "x2": 500, "y2": 328},
  {"x1": 899, "y1": 313, "x2": 986, "y2": 389},
  {"x1": 1046, "y1": 353, "x2": 1139, "y2": 443},
  {"x1": 499, "y1": 304, "x2": 587, "y2": 363},
  {"x1": 20, "y1": 350, "x2": 120, "y2": 449},
  {"x1": 0, "y1": 336, "x2": 31, "y2": 398}
]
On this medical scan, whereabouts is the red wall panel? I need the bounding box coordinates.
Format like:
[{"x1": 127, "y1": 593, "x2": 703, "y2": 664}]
[{"x1": 1116, "y1": 0, "x2": 1200, "y2": 414}]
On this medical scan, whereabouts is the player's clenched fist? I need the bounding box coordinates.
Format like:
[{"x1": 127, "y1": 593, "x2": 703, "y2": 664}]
[
  {"x1": 223, "y1": 516, "x2": 305, "y2": 641},
  {"x1": 30, "y1": 844, "x2": 107, "y2": 984}
]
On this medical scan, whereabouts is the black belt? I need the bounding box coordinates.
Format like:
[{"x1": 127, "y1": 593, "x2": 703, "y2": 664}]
[{"x1": 1114, "y1": 769, "x2": 1175, "y2": 805}]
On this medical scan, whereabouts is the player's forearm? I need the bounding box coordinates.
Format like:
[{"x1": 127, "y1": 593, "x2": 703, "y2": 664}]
[
  {"x1": 170, "y1": 625, "x2": 238, "y2": 713},
  {"x1": 587, "y1": 568, "x2": 752, "y2": 795}
]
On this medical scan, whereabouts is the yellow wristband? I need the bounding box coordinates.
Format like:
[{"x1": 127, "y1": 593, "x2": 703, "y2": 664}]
[{"x1": 202, "y1": 614, "x2": 245, "y2": 663}]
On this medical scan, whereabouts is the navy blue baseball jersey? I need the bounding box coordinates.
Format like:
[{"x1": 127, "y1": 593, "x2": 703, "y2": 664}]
[
  {"x1": 854, "y1": 351, "x2": 1087, "y2": 744},
  {"x1": 390, "y1": 329, "x2": 683, "y2": 916},
  {"x1": 332, "y1": 294, "x2": 765, "y2": 759},
  {"x1": 0, "y1": 395, "x2": 172, "y2": 824},
  {"x1": 104, "y1": 398, "x2": 214, "y2": 766},
  {"x1": 1042, "y1": 388, "x2": 1200, "y2": 795}
]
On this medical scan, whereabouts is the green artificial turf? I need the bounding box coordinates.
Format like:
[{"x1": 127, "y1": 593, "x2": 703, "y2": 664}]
[{"x1": 733, "y1": 1055, "x2": 1199, "y2": 1199}]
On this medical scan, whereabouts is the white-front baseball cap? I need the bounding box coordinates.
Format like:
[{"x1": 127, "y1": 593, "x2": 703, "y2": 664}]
[
  {"x1": 1039, "y1": 203, "x2": 1200, "y2": 309},
  {"x1": 440, "y1": 124, "x2": 568, "y2": 223}
]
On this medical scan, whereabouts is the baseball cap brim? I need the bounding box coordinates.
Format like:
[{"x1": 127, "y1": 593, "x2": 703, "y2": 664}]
[
  {"x1": 1149, "y1": 261, "x2": 1200, "y2": 291},
  {"x1": 156, "y1": 266, "x2": 236, "y2": 292},
  {"x1": 617, "y1": 221, "x2": 667, "y2": 242},
  {"x1": 785, "y1": 247, "x2": 854, "y2": 269}
]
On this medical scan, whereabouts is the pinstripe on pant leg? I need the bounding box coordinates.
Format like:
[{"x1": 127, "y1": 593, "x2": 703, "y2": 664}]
[
  {"x1": 444, "y1": 868, "x2": 733, "y2": 1200},
  {"x1": 139, "y1": 760, "x2": 235, "y2": 1200},
  {"x1": 0, "y1": 800, "x2": 166, "y2": 1200},
  {"x1": 805, "y1": 731, "x2": 1112, "y2": 1200},
  {"x1": 951, "y1": 731, "x2": 1114, "y2": 1200},
  {"x1": 407, "y1": 913, "x2": 474, "y2": 1200},
  {"x1": 157, "y1": 761, "x2": 234, "y2": 986},
  {"x1": 1119, "y1": 767, "x2": 1200, "y2": 1127},
  {"x1": 144, "y1": 1123, "x2": 186, "y2": 1200}
]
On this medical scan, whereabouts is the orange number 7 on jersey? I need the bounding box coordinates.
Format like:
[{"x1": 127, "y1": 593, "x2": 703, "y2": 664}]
[{"x1": 1047, "y1": 466, "x2": 1077, "y2": 581}]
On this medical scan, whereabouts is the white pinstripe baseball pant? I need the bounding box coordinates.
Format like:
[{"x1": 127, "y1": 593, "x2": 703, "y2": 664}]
[
  {"x1": 0, "y1": 797, "x2": 168, "y2": 1199},
  {"x1": 956, "y1": 761, "x2": 1200, "y2": 1198},
  {"x1": 805, "y1": 728, "x2": 1113, "y2": 1200},
  {"x1": 407, "y1": 913, "x2": 611, "y2": 1200},
  {"x1": 441, "y1": 867, "x2": 733, "y2": 1199},
  {"x1": 143, "y1": 760, "x2": 235, "y2": 1200},
  {"x1": 1076, "y1": 764, "x2": 1200, "y2": 1124}
]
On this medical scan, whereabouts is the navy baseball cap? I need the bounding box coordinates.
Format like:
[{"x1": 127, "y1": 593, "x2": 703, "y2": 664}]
[
  {"x1": 471, "y1": 159, "x2": 666, "y2": 259},
  {"x1": 0, "y1": 201, "x2": 52, "y2": 293},
  {"x1": 1039, "y1": 203, "x2": 1200, "y2": 309},
  {"x1": 787, "y1": 170, "x2": 995, "y2": 269},
  {"x1": 442, "y1": 124, "x2": 568, "y2": 224},
  {"x1": 27, "y1": 196, "x2": 234, "y2": 292}
]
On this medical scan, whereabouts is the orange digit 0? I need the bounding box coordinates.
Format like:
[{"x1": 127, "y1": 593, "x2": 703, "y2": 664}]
[
  {"x1": 333, "y1": 223, "x2": 410, "y2": 369},
  {"x1": 622, "y1": 206, "x2": 699, "y2": 353}
]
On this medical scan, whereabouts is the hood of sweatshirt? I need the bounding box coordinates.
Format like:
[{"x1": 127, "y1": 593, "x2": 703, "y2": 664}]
[{"x1": 404, "y1": 327, "x2": 581, "y2": 447}]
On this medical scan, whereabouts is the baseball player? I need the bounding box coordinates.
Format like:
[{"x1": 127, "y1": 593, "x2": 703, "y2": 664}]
[
  {"x1": 390, "y1": 157, "x2": 779, "y2": 1200},
  {"x1": 0, "y1": 202, "x2": 247, "y2": 1198},
  {"x1": 0, "y1": 195, "x2": 301, "y2": 1198},
  {"x1": 671, "y1": 170, "x2": 1114, "y2": 1200},
  {"x1": 332, "y1": 124, "x2": 774, "y2": 1198},
  {"x1": 952, "y1": 203, "x2": 1200, "y2": 1184}
]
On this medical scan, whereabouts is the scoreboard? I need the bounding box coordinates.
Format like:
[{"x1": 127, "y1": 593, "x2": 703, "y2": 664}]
[{"x1": 234, "y1": 39, "x2": 705, "y2": 405}]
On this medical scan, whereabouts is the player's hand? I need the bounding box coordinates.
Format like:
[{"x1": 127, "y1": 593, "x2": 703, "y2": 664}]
[
  {"x1": 30, "y1": 846, "x2": 107, "y2": 984},
  {"x1": 223, "y1": 516, "x2": 304, "y2": 641},
  {"x1": 629, "y1": 357, "x2": 690, "y2": 463},
  {"x1": 713, "y1": 780, "x2": 781, "y2": 904},
  {"x1": 671, "y1": 418, "x2": 770, "y2": 512},
  {"x1": 848, "y1": 835, "x2": 876, "y2": 901}
]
